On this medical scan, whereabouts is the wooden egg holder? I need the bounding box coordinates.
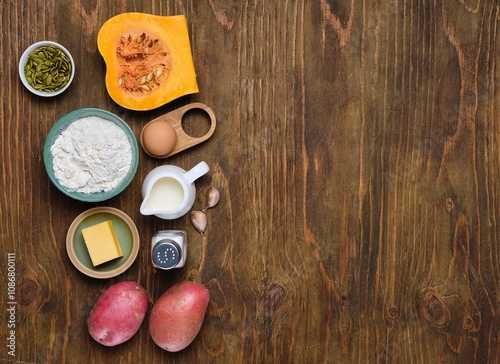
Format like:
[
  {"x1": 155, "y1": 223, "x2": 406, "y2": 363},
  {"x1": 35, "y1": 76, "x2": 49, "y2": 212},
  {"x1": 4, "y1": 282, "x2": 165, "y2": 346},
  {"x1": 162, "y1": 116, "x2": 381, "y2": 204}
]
[{"x1": 140, "y1": 102, "x2": 216, "y2": 158}]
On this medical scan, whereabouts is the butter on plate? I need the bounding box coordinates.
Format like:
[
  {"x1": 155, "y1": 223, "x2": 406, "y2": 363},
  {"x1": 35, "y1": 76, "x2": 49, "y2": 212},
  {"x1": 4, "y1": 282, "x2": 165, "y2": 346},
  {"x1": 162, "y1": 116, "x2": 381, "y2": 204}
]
[{"x1": 81, "y1": 220, "x2": 124, "y2": 266}]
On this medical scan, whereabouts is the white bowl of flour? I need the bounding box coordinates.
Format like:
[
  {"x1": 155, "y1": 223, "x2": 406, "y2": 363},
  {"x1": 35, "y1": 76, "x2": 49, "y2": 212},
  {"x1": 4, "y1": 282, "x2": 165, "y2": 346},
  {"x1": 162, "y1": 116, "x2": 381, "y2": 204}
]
[{"x1": 44, "y1": 108, "x2": 139, "y2": 202}]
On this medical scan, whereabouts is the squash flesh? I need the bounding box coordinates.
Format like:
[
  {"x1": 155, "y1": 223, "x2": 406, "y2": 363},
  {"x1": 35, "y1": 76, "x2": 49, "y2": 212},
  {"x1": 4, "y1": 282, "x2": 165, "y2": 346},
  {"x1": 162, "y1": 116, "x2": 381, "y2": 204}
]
[{"x1": 98, "y1": 13, "x2": 199, "y2": 111}]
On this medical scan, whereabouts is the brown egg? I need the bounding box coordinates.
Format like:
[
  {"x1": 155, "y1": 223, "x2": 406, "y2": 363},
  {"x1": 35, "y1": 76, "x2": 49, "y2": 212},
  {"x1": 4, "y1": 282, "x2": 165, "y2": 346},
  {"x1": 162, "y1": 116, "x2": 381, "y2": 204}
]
[{"x1": 141, "y1": 121, "x2": 177, "y2": 157}]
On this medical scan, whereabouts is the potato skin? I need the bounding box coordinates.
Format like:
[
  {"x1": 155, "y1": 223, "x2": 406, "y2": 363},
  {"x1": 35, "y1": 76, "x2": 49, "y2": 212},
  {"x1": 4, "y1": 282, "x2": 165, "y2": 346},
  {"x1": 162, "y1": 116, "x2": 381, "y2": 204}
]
[
  {"x1": 149, "y1": 281, "x2": 210, "y2": 352},
  {"x1": 88, "y1": 281, "x2": 149, "y2": 347}
]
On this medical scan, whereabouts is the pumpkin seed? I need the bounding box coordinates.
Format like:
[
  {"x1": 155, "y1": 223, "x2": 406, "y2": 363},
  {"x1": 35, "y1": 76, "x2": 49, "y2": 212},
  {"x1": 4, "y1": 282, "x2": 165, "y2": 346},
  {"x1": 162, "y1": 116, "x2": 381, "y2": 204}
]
[
  {"x1": 23, "y1": 44, "x2": 72, "y2": 93},
  {"x1": 136, "y1": 33, "x2": 145, "y2": 43}
]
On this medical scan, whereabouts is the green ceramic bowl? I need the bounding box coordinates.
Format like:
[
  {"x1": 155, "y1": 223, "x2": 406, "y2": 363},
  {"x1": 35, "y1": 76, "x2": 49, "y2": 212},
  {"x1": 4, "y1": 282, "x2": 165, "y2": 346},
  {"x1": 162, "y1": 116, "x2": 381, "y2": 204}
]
[
  {"x1": 66, "y1": 207, "x2": 139, "y2": 279},
  {"x1": 44, "y1": 108, "x2": 139, "y2": 202}
]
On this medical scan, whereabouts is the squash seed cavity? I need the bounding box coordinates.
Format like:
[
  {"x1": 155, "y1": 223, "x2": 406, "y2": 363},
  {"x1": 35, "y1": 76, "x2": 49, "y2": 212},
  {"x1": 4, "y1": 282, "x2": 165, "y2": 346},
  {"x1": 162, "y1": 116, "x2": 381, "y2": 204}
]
[{"x1": 116, "y1": 30, "x2": 172, "y2": 94}]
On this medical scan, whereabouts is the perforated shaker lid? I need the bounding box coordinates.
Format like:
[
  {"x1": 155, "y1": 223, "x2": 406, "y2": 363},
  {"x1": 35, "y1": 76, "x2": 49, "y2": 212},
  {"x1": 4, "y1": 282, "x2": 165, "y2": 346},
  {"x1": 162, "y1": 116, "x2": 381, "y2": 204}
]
[{"x1": 152, "y1": 239, "x2": 181, "y2": 269}]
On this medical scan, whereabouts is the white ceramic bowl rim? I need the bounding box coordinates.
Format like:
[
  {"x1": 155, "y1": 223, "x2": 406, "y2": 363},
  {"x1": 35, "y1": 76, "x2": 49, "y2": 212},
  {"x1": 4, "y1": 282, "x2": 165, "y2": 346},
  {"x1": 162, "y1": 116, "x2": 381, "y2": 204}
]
[{"x1": 19, "y1": 40, "x2": 75, "y2": 97}]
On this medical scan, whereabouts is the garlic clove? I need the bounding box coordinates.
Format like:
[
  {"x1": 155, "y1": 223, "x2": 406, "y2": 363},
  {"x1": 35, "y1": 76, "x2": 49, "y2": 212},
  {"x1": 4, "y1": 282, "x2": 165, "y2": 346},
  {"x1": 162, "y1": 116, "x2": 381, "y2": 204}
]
[
  {"x1": 203, "y1": 186, "x2": 220, "y2": 212},
  {"x1": 190, "y1": 210, "x2": 207, "y2": 239}
]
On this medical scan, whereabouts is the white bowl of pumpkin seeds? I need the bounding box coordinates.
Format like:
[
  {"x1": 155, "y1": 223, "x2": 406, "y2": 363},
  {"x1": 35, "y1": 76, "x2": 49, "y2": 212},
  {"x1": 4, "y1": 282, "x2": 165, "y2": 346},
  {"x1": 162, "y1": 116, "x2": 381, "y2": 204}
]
[{"x1": 19, "y1": 41, "x2": 75, "y2": 97}]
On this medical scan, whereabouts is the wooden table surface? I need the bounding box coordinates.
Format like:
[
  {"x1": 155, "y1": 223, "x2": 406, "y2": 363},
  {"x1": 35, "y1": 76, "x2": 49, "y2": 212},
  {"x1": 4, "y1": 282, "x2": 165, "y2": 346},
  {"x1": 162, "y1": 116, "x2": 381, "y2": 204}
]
[{"x1": 2, "y1": 1, "x2": 500, "y2": 363}]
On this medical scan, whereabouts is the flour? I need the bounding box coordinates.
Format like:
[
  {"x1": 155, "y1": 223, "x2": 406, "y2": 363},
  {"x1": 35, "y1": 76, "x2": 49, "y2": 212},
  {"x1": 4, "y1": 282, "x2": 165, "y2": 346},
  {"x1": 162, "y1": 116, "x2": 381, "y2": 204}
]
[{"x1": 50, "y1": 116, "x2": 133, "y2": 193}]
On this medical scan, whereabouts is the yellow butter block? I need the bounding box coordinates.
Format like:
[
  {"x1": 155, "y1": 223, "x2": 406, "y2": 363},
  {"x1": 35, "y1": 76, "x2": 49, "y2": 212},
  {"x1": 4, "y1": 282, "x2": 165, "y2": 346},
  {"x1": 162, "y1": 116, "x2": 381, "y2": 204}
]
[{"x1": 81, "y1": 220, "x2": 124, "y2": 266}]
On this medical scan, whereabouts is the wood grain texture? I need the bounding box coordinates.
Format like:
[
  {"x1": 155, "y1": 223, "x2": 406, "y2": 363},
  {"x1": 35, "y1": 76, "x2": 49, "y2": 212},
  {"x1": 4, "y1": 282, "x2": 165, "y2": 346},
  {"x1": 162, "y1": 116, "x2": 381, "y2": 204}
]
[{"x1": 1, "y1": 0, "x2": 500, "y2": 363}]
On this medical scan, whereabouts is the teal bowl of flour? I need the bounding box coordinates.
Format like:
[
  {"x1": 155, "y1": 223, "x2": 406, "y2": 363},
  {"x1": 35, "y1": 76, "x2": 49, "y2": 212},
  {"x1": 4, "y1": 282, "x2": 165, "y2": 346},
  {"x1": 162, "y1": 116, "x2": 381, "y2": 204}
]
[{"x1": 44, "y1": 108, "x2": 139, "y2": 202}]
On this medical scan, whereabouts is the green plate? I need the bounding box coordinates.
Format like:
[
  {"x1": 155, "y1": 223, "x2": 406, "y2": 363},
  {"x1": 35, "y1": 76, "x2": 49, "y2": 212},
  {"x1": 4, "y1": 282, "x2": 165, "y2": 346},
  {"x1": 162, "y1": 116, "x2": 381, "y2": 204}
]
[{"x1": 66, "y1": 207, "x2": 139, "y2": 279}]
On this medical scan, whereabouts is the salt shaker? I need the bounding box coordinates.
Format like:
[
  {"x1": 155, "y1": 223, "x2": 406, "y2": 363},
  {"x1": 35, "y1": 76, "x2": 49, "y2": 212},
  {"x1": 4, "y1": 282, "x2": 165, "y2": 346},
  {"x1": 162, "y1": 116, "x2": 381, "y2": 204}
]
[{"x1": 151, "y1": 230, "x2": 187, "y2": 270}]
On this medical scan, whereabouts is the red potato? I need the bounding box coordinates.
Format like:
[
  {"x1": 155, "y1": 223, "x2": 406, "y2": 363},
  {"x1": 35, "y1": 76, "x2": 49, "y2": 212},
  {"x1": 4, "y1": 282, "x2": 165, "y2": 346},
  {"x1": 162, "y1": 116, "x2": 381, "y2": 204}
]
[
  {"x1": 88, "y1": 281, "x2": 149, "y2": 347},
  {"x1": 149, "y1": 281, "x2": 210, "y2": 352}
]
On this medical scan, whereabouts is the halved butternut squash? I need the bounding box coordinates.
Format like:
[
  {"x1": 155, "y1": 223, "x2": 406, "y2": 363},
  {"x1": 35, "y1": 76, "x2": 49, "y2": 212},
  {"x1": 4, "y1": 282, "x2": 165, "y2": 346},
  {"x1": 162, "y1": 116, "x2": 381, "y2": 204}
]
[{"x1": 97, "y1": 13, "x2": 199, "y2": 111}]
